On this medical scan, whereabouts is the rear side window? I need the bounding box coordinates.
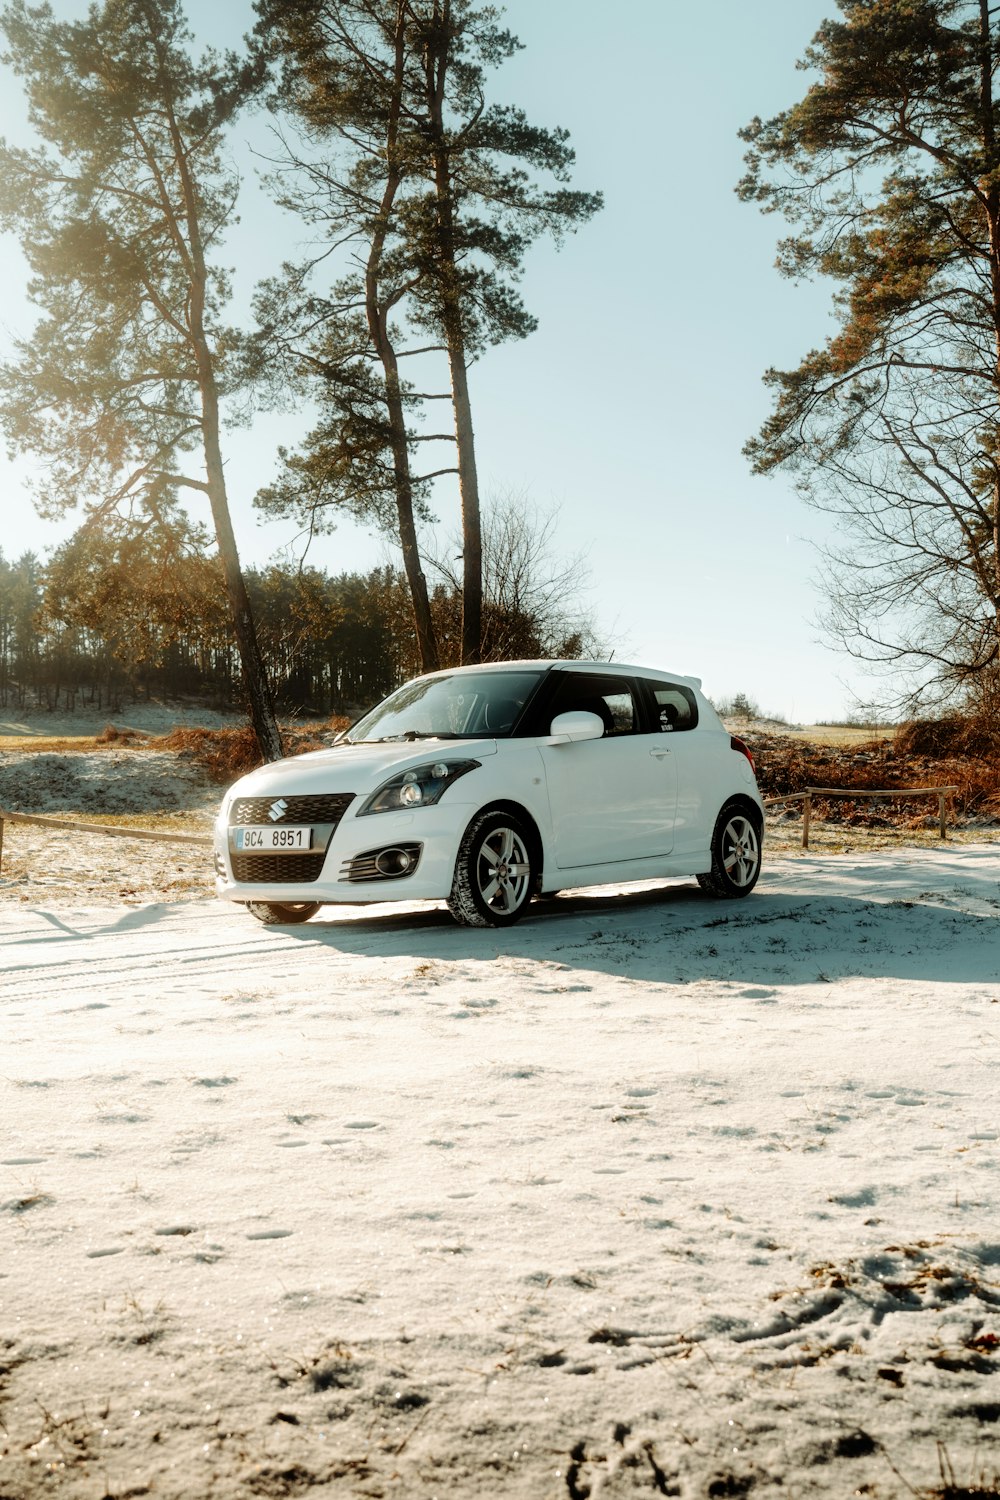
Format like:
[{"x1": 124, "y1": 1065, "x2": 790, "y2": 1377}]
[
  {"x1": 642, "y1": 680, "x2": 699, "y2": 732},
  {"x1": 547, "y1": 673, "x2": 637, "y2": 736}
]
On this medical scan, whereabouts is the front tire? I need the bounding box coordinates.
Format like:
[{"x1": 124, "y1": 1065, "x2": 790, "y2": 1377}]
[
  {"x1": 448, "y1": 810, "x2": 535, "y2": 927},
  {"x1": 697, "y1": 804, "x2": 762, "y2": 899},
  {"x1": 245, "y1": 901, "x2": 321, "y2": 925}
]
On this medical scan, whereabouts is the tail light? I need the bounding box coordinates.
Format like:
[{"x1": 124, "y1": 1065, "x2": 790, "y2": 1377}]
[{"x1": 730, "y1": 735, "x2": 755, "y2": 772}]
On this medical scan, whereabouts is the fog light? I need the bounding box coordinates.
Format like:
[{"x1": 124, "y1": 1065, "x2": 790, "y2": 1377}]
[
  {"x1": 342, "y1": 842, "x2": 422, "y2": 882},
  {"x1": 375, "y1": 847, "x2": 414, "y2": 876}
]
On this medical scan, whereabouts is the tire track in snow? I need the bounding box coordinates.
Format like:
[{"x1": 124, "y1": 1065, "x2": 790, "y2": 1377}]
[{"x1": 0, "y1": 903, "x2": 338, "y2": 997}]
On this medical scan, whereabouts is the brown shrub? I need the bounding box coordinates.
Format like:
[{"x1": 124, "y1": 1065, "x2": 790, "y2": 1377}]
[
  {"x1": 150, "y1": 717, "x2": 352, "y2": 783},
  {"x1": 94, "y1": 724, "x2": 148, "y2": 745},
  {"x1": 750, "y1": 731, "x2": 1000, "y2": 825},
  {"x1": 896, "y1": 716, "x2": 1000, "y2": 758}
]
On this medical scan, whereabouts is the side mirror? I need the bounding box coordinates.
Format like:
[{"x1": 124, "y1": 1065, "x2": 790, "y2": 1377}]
[{"x1": 547, "y1": 710, "x2": 605, "y2": 745}]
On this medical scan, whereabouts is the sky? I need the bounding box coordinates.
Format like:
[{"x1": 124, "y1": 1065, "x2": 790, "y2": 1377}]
[{"x1": 0, "y1": 0, "x2": 876, "y2": 725}]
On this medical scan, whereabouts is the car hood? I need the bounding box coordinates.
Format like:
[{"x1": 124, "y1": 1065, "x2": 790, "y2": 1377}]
[{"x1": 222, "y1": 737, "x2": 499, "y2": 804}]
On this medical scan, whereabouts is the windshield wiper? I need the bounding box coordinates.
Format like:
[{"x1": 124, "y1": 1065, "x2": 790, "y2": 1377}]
[{"x1": 353, "y1": 730, "x2": 464, "y2": 744}]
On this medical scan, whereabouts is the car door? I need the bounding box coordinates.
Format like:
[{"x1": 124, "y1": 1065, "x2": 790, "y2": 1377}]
[
  {"x1": 534, "y1": 671, "x2": 678, "y2": 868},
  {"x1": 637, "y1": 677, "x2": 709, "y2": 856}
]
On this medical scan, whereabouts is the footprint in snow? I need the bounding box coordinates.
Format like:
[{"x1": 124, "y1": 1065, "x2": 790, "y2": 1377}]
[
  {"x1": 828, "y1": 1186, "x2": 878, "y2": 1208},
  {"x1": 193, "y1": 1242, "x2": 226, "y2": 1263},
  {"x1": 246, "y1": 1229, "x2": 294, "y2": 1240}
]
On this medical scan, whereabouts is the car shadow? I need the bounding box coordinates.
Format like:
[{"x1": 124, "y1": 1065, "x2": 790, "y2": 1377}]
[{"x1": 278, "y1": 878, "x2": 1000, "y2": 987}]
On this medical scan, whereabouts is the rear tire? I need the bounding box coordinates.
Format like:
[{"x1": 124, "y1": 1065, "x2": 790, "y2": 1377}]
[
  {"x1": 447, "y1": 810, "x2": 535, "y2": 927},
  {"x1": 245, "y1": 901, "x2": 320, "y2": 925},
  {"x1": 697, "y1": 804, "x2": 762, "y2": 899}
]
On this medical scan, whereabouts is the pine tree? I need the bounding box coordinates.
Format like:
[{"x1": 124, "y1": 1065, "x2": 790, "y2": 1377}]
[
  {"x1": 740, "y1": 0, "x2": 1000, "y2": 705},
  {"x1": 0, "y1": 0, "x2": 283, "y2": 757},
  {"x1": 254, "y1": 0, "x2": 601, "y2": 665}
]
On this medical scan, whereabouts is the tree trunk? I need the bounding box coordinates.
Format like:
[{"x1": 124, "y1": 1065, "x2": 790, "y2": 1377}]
[
  {"x1": 383, "y1": 363, "x2": 441, "y2": 674},
  {"x1": 427, "y1": 2, "x2": 483, "y2": 665},
  {"x1": 366, "y1": 311, "x2": 439, "y2": 673},
  {"x1": 203, "y1": 397, "x2": 284, "y2": 763},
  {"x1": 193, "y1": 350, "x2": 282, "y2": 761},
  {"x1": 448, "y1": 346, "x2": 482, "y2": 665},
  {"x1": 169, "y1": 100, "x2": 283, "y2": 763},
  {"x1": 364, "y1": 8, "x2": 439, "y2": 676},
  {"x1": 979, "y1": 0, "x2": 1000, "y2": 670}
]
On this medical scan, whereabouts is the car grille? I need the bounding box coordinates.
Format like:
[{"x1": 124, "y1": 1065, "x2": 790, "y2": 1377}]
[
  {"x1": 230, "y1": 794, "x2": 355, "y2": 825},
  {"x1": 230, "y1": 852, "x2": 326, "y2": 884},
  {"x1": 228, "y1": 793, "x2": 355, "y2": 884}
]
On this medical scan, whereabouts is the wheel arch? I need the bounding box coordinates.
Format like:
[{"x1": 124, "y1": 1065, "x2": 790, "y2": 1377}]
[
  {"x1": 717, "y1": 792, "x2": 765, "y2": 837},
  {"x1": 465, "y1": 798, "x2": 545, "y2": 891}
]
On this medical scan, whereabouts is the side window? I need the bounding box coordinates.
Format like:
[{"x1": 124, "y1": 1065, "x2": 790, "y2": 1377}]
[
  {"x1": 643, "y1": 681, "x2": 698, "y2": 732},
  {"x1": 548, "y1": 674, "x2": 636, "y2": 736}
]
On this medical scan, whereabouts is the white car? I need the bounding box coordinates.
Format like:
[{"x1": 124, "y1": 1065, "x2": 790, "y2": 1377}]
[{"x1": 214, "y1": 660, "x2": 765, "y2": 927}]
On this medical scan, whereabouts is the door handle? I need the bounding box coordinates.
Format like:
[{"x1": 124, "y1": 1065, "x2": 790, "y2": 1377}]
[{"x1": 650, "y1": 747, "x2": 671, "y2": 759}]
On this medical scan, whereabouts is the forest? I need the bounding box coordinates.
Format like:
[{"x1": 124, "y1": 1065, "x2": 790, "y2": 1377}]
[{"x1": 0, "y1": 501, "x2": 595, "y2": 717}]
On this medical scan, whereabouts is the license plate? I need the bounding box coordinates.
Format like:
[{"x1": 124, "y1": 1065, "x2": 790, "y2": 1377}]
[{"x1": 233, "y1": 825, "x2": 313, "y2": 852}]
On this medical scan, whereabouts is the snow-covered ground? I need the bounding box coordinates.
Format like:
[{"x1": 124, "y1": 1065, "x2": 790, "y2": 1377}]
[
  {"x1": 0, "y1": 704, "x2": 241, "y2": 738},
  {"x1": 2, "y1": 845, "x2": 1000, "y2": 1498}
]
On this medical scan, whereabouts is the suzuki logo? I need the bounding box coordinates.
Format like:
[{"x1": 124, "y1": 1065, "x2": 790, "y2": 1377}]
[{"x1": 268, "y1": 798, "x2": 289, "y2": 822}]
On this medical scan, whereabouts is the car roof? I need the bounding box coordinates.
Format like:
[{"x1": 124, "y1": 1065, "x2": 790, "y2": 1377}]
[{"x1": 417, "y1": 659, "x2": 705, "y2": 691}]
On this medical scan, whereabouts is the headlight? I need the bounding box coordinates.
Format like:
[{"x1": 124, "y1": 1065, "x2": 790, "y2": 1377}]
[{"x1": 357, "y1": 759, "x2": 480, "y2": 816}]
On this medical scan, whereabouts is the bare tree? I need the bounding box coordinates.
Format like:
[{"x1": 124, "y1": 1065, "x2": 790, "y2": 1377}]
[{"x1": 426, "y1": 492, "x2": 607, "y2": 662}]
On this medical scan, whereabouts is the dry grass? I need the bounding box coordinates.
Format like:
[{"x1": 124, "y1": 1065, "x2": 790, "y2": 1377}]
[
  {"x1": 727, "y1": 719, "x2": 895, "y2": 748},
  {"x1": 0, "y1": 732, "x2": 124, "y2": 753}
]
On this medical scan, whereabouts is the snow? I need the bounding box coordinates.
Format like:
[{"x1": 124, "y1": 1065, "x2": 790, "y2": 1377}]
[
  {"x1": 2, "y1": 841, "x2": 999, "y2": 1497},
  {"x1": 0, "y1": 704, "x2": 241, "y2": 738},
  {"x1": 0, "y1": 748, "x2": 218, "y2": 816}
]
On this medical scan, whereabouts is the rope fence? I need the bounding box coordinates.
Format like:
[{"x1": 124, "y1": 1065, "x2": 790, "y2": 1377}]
[
  {"x1": 0, "y1": 786, "x2": 962, "y2": 872},
  {"x1": 763, "y1": 786, "x2": 960, "y2": 849}
]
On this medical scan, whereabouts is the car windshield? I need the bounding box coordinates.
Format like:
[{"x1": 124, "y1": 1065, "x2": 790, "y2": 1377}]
[{"x1": 347, "y1": 669, "x2": 544, "y2": 743}]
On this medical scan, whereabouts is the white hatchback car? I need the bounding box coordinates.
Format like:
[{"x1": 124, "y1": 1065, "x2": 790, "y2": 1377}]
[{"x1": 214, "y1": 660, "x2": 764, "y2": 927}]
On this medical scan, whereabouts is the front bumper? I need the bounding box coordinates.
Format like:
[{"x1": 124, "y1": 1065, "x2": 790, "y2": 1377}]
[{"x1": 214, "y1": 800, "x2": 476, "y2": 906}]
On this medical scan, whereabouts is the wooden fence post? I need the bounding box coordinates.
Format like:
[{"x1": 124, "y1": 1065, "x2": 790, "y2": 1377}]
[{"x1": 802, "y1": 794, "x2": 811, "y2": 849}]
